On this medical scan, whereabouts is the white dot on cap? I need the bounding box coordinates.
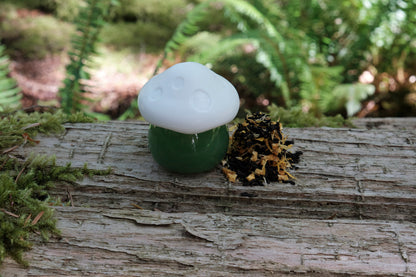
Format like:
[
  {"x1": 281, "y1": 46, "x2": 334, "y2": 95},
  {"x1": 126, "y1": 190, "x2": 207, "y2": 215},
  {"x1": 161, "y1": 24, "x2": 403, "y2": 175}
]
[
  {"x1": 191, "y1": 89, "x2": 211, "y2": 112},
  {"x1": 149, "y1": 87, "x2": 163, "y2": 101},
  {"x1": 172, "y1": 76, "x2": 184, "y2": 90}
]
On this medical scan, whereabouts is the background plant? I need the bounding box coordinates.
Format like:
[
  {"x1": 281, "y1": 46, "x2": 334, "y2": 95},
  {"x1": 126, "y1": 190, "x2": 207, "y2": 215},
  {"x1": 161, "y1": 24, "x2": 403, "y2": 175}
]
[
  {"x1": 158, "y1": 0, "x2": 415, "y2": 117},
  {"x1": 0, "y1": 0, "x2": 414, "y2": 118},
  {"x1": 101, "y1": 0, "x2": 195, "y2": 53},
  {"x1": 0, "y1": 43, "x2": 21, "y2": 111},
  {"x1": 59, "y1": 0, "x2": 117, "y2": 116},
  {"x1": 0, "y1": 3, "x2": 73, "y2": 59}
]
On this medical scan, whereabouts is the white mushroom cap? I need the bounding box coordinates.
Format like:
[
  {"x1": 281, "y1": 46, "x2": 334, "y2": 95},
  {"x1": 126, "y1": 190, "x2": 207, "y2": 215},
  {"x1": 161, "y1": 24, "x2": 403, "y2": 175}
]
[{"x1": 138, "y1": 62, "x2": 240, "y2": 134}]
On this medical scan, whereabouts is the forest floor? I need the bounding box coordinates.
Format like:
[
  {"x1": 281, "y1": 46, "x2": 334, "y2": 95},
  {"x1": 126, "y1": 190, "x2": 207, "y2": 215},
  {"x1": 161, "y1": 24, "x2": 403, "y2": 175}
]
[{"x1": 9, "y1": 49, "x2": 160, "y2": 118}]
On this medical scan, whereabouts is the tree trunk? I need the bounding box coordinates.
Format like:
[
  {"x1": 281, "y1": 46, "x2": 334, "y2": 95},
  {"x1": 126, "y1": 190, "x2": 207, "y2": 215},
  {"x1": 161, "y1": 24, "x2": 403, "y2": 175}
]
[{"x1": 1, "y1": 118, "x2": 416, "y2": 276}]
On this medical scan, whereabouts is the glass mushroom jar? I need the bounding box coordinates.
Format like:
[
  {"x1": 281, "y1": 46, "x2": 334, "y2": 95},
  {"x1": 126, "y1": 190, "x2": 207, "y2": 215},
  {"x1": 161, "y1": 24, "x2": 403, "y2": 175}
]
[{"x1": 138, "y1": 62, "x2": 240, "y2": 174}]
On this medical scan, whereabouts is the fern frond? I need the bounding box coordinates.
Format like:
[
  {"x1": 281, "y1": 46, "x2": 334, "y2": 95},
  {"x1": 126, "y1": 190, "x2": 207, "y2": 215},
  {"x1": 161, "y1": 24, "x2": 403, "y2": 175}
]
[
  {"x1": 222, "y1": 0, "x2": 282, "y2": 41},
  {"x1": 0, "y1": 44, "x2": 21, "y2": 111},
  {"x1": 189, "y1": 30, "x2": 292, "y2": 104},
  {"x1": 244, "y1": 32, "x2": 290, "y2": 101},
  {"x1": 154, "y1": 0, "x2": 214, "y2": 74},
  {"x1": 299, "y1": 65, "x2": 344, "y2": 114},
  {"x1": 155, "y1": 0, "x2": 295, "y2": 104},
  {"x1": 321, "y1": 83, "x2": 375, "y2": 116},
  {"x1": 189, "y1": 36, "x2": 253, "y2": 64},
  {"x1": 59, "y1": 0, "x2": 115, "y2": 114},
  {"x1": 157, "y1": 0, "x2": 285, "y2": 71}
]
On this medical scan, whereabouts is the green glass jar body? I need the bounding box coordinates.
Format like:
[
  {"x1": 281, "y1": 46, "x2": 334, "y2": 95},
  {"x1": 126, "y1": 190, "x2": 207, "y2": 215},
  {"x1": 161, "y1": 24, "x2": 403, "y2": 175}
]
[{"x1": 148, "y1": 124, "x2": 229, "y2": 174}]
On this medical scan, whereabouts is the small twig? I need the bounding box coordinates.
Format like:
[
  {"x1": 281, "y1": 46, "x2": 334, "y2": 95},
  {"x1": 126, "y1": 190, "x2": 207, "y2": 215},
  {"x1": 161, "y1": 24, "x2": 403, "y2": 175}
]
[
  {"x1": 97, "y1": 133, "x2": 112, "y2": 164},
  {"x1": 1, "y1": 208, "x2": 19, "y2": 218},
  {"x1": 24, "y1": 214, "x2": 32, "y2": 226},
  {"x1": 67, "y1": 188, "x2": 74, "y2": 207},
  {"x1": 2, "y1": 145, "x2": 19, "y2": 155},
  {"x1": 326, "y1": 212, "x2": 338, "y2": 220},
  {"x1": 131, "y1": 203, "x2": 143, "y2": 210},
  {"x1": 22, "y1": 133, "x2": 40, "y2": 145},
  {"x1": 31, "y1": 211, "x2": 45, "y2": 225},
  {"x1": 21, "y1": 122, "x2": 41, "y2": 130},
  {"x1": 15, "y1": 165, "x2": 26, "y2": 183}
]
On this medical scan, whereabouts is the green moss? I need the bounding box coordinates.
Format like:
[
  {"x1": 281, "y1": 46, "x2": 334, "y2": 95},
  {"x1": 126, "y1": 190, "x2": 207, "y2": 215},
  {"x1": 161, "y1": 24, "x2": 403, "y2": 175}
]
[
  {"x1": 0, "y1": 108, "x2": 109, "y2": 267},
  {"x1": 0, "y1": 109, "x2": 94, "y2": 150},
  {"x1": 66, "y1": 111, "x2": 96, "y2": 123},
  {"x1": 264, "y1": 104, "x2": 355, "y2": 128},
  {"x1": 0, "y1": 155, "x2": 62, "y2": 267}
]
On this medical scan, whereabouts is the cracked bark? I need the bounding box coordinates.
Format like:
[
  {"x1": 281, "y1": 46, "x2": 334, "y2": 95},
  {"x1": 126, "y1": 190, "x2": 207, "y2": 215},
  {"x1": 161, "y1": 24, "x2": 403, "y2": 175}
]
[{"x1": 1, "y1": 118, "x2": 416, "y2": 276}]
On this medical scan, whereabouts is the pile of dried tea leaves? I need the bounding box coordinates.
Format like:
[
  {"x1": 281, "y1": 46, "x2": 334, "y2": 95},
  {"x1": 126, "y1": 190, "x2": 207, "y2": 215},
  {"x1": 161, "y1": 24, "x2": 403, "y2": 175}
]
[{"x1": 222, "y1": 112, "x2": 302, "y2": 186}]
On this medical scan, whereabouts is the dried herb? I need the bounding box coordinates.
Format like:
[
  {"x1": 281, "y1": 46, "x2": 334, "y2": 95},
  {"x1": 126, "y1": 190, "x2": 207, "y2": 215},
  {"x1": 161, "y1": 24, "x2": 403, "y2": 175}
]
[{"x1": 222, "y1": 112, "x2": 302, "y2": 186}]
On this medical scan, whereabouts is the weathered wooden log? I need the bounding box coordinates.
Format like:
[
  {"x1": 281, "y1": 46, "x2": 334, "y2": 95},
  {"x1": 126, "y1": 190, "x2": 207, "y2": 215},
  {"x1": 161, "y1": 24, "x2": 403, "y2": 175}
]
[
  {"x1": 1, "y1": 118, "x2": 416, "y2": 276},
  {"x1": 2, "y1": 208, "x2": 416, "y2": 276}
]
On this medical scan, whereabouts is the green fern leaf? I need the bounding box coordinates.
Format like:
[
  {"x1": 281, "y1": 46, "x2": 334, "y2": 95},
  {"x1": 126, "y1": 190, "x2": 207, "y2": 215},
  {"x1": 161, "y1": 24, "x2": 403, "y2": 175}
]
[
  {"x1": 189, "y1": 36, "x2": 252, "y2": 64},
  {"x1": 59, "y1": 0, "x2": 116, "y2": 115},
  {"x1": 154, "y1": 0, "x2": 214, "y2": 74},
  {"x1": 155, "y1": 0, "x2": 295, "y2": 105},
  {"x1": 0, "y1": 44, "x2": 21, "y2": 110}
]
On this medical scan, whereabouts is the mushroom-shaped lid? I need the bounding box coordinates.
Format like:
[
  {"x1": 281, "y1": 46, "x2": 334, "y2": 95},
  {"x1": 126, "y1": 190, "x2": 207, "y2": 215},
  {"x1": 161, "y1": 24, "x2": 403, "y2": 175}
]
[{"x1": 138, "y1": 62, "x2": 240, "y2": 134}]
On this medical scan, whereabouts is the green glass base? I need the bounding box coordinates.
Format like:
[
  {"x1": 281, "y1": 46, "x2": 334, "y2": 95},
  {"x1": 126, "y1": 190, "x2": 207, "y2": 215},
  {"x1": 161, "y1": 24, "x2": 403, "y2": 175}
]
[{"x1": 148, "y1": 125, "x2": 229, "y2": 174}]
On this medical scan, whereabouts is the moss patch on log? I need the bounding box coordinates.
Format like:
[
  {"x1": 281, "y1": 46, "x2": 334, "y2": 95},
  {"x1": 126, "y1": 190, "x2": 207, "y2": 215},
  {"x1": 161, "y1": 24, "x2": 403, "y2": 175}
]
[
  {"x1": 0, "y1": 108, "x2": 110, "y2": 267},
  {"x1": 266, "y1": 104, "x2": 355, "y2": 128}
]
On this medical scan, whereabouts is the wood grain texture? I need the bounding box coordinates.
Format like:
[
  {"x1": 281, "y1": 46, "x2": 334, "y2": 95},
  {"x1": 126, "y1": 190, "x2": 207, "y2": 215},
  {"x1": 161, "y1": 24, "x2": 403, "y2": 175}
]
[
  {"x1": 1, "y1": 118, "x2": 416, "y2": 276},
  {"x1": 2, "y1": 208, "x2": 416, "y2": 276}
]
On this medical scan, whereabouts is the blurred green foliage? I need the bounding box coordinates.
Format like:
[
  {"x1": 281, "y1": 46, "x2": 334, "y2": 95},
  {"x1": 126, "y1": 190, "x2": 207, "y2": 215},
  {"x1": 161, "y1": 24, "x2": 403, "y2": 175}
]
[
  {"x1": 0, "y1": 44, "x2": 21, "y2": 110},
  {"x1": 1, "y1": 0, "x2": 83, "y2": 20},
  {"x1": 101, "y1": 0, "x2": 197, "y2": 52},
  {"x1": 59, "y1": 0, "x2": 116, "y2": 116},
  {"x1": 160, "y1": 0, "x2": 416, "y2": 117},
  {"x1": 0, "y1": 0, "x2": 415, "y2": 117},
  {"x1": 0, "y1": 3, "x2": 73, "y2": 59},
  {"x1": 100, "y1": 21, "x2": 173, "y2": 53}
]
